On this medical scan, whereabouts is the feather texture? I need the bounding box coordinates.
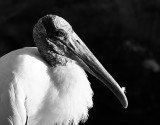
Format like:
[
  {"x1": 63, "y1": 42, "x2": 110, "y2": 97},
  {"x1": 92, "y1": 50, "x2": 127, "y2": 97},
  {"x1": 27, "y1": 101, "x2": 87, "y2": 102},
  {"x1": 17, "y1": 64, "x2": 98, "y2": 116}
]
[
  {"x1": 0, "y1": 47, "x2": 93, "y2": 125},
  {"x1": 28, "y1": 61, "x2": 93, "y2": 125}
]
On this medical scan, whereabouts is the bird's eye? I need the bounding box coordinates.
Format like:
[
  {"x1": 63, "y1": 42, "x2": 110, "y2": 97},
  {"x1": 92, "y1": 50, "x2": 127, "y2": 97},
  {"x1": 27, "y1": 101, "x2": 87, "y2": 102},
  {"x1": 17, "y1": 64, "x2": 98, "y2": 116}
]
[
  {"x1": 58, "y1": 30, "x2": 65, "y2": 37},
  {"x1": 55, "y1": 30, "x2": 67, "y2": 41}
]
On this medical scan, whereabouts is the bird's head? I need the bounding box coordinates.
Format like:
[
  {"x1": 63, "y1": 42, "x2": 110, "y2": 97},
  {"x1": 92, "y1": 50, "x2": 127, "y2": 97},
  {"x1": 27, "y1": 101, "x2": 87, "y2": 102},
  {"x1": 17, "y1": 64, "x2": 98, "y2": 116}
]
[{"x1": 33, "y1": 14, "x2": 128, "y2": 108}]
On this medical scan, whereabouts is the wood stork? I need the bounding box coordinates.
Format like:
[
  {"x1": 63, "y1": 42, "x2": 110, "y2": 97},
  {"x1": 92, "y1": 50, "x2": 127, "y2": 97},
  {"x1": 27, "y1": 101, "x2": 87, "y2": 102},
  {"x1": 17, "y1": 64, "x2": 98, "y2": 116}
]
[{"x1": 0, "y1": 15, "x2": 128, "y2": 125}]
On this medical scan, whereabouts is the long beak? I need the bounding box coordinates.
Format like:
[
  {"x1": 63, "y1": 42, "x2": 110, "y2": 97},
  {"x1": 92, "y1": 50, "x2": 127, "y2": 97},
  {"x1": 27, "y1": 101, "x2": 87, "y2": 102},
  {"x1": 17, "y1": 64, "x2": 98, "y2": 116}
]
[
  {"x1": 33, "y1": 15, "x2": 128, "y2": 108},
  {"x1": 67, "y1": 31, "x2": 128, "y2": 108}
]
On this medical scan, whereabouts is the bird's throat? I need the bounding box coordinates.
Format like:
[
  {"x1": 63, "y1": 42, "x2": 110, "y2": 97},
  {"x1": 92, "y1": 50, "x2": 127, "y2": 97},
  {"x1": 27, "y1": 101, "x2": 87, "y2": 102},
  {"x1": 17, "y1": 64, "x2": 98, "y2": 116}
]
[
  {"x1": 29, "y1": 61, "x2": 93, "y2": 125},
  {"x1": 44, "y1": 50, "x2": 72, "y2": 67}
]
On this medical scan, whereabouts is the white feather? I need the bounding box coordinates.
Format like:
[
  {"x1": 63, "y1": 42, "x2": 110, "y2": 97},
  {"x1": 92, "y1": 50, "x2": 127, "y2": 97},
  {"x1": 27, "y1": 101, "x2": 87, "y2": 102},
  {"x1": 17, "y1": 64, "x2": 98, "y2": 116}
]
[{"x1": 0, "y1": 47, "x2": 93, "y2": 125}]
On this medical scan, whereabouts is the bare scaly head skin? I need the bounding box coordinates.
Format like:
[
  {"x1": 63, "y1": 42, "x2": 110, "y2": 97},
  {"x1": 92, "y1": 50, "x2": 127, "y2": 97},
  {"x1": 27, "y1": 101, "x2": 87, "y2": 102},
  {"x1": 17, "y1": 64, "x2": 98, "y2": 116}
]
[{"x1": 33, "y1": 14, "x2": 128, "y2": 108}]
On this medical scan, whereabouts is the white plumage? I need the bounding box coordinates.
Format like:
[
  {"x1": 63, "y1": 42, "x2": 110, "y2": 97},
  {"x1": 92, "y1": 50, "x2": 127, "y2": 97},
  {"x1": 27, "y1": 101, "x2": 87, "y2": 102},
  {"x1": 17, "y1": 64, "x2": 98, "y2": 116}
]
[
  {"x1": 0, "y1": 15, "x2": 128, "y2": 125},
  {"x1": 0, "y1": 47, "x2": 93, "y2": 125}
]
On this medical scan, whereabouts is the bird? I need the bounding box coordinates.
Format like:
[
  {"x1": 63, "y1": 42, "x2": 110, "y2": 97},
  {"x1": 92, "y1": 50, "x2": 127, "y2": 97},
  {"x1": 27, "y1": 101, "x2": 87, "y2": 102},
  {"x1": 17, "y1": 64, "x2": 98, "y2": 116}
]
[{"x1": 0, "y1": 15, "x2": 128, "y2": 125}]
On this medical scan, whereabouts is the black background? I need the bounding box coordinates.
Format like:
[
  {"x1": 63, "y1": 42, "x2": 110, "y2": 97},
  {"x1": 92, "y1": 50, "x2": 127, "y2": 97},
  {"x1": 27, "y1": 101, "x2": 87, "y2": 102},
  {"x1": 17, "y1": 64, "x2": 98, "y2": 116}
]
[{"x1": 0, "y1": 0, "x2": 159, "y2": 125}]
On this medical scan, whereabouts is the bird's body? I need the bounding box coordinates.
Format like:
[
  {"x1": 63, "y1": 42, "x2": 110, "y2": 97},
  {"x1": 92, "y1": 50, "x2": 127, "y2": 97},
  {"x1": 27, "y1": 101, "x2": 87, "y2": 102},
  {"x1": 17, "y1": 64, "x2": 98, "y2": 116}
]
[
  {"x1": 0, "y1": 15, "x2": 128, "y2": 125},
  {"x1": 0, "y1": 47, "x2": 93, "y2": 125}
]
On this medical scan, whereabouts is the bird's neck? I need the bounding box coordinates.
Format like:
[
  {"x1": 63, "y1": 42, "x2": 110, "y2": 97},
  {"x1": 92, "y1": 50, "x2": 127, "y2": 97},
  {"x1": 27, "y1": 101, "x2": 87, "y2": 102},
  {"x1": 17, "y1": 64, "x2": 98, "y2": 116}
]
[
  {"x1": 28, "y1": 61, "x2": 93, "y2": 125},
  {"x1": 38, "y1": 48, "x2": 72, "y2": 67}
]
